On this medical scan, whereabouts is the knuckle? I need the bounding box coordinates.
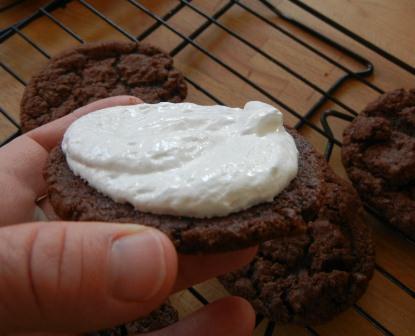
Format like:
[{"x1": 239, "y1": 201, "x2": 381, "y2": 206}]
[
  {"x1": 30, "y1": 225, "x2": 68, "y2": 300},
  {"x1": 0, "y1": 225, "x2": 42, "y2": 324}
]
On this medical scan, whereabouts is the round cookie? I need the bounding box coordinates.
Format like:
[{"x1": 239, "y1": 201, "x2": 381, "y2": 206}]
[
  {"x1": 89, "y1": 303, "x2": 178, "y2": 335},
  {"x1": 342, "y1": 89, "x2": 415, "y2": 239},
  {"x1": 44, "y1": 128, "x2": 327, "y2": 253},
  {"x1": 219, "y1": 168, "x2": 374, "y2": 325},
  {"x1": 20, "y1": 41, "x2": 187, "y2": 132}
]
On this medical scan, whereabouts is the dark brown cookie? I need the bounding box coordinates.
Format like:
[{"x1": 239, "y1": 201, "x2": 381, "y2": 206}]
[
  {"x1": 20, "y1": 41, "x2": 187, "y2": 132},
  {"x1": 44, "y1": 129, "x2": 326, "y2": 253},
  {"x1": 342, "y1": 88, "x2": 415, "y2": 239},
  {"x1": 219, "y1": 168, "x2": 374, "y2": 325},
  {"x1": 88, "y1": 303, "x2": 178, "y2": 335}
]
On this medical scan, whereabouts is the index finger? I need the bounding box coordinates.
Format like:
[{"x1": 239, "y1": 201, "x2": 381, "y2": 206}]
[{"x1": 0, "y1": 96, "x2": 143, "y2": 218}]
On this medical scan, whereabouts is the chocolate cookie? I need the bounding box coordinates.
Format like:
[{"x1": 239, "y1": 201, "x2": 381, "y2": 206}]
[
  {"x1": 220, "y1": 168, "x2": 374, "y2": 325},
  {"x1": 20, "y1": 41, "x2": 187, "y2": 132},
  {"x1": 342, "y1": 89, "x2": 415, "y2": 238},
  {"x1": 88, "y1": 303, "x2": 178, "y2": 335},
  {"x1": 44, "y1": 128, "x2": 328, "y2": 253}
]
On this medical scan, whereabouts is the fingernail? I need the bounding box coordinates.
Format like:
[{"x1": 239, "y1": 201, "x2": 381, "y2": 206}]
[
  {"x1": 129, "y1": 97, "x2": 143, "y2": 104},
  {"x1": 109, "y1": 229, "x2": 166, "y2": 301}
]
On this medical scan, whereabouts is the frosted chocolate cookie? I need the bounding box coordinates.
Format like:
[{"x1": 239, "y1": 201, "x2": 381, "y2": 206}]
[
  {"x1": 342, "y1": 89, "x2": 415, "y2": 238},
  {"x1": 220, "y1": 168, "x2": 374, "y2": 325},
  {"x1": 20, "y1": 41, "x2": 187, "y2": 132},
  {"x1": 89, "y1": 303, "x2": 178, "y2": 335},
  {"x1": 45, "y1": 101, "x2": 329, "y2": 253}
]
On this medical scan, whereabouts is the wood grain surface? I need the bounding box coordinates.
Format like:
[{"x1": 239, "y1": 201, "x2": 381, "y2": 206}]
[{"x1": 1, "y1": 1, "x2": 414, "y2": 335}]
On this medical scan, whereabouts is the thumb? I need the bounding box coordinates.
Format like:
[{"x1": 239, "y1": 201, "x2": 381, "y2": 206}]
[{"x1": 0, "y1": 221, "x2": 177, "y2": 334}]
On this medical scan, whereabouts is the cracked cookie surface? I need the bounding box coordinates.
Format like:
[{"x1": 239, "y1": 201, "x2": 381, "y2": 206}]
[
  {"x1": 342, "y1": 88, "x2": 415, "y2": 238},
  {"x1": 20, "y1": 41, "x2": 187, "y2": 132},
  {"x1": 45, "y1": 128, "x2": 322, "y2": 253},
  {"x1": 219, "y1": 167, "x2": 374, "y2": 325}
]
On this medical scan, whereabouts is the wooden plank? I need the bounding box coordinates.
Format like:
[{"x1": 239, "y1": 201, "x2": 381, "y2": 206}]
[
  {"x1": 314, "y1": 309, "x2": 383, "y2": 336},
  {"x1": 0, "y1": 113, "x2": 17, "y2": 143},
  {"x1": 244, "y1": 0, "x2": 415, "y2": 92},
  {"x1": 0, "y1": 34, "x2": 49, "y2": 83},
  {"x1": 358, "y1": 271, "x2": 415, "y2": 336},
  {"x1": 0, "y1": 67, "x2": 24, "y2": 122},
  {"x1": 371, "y1": 220, "x2": 415, "y2": 292},
  {"x1": 170, "y1": 289, "x2": 204, "y2": 319},
  {"x1": 193, "y1": 278, "x2": 229, "y2": 302},
  {"x1": 301, "y1": 0, "x2": 415, "y2": 68},
  {"x1": 0, "y1": 0, "x2": 49, "y2": 30}
]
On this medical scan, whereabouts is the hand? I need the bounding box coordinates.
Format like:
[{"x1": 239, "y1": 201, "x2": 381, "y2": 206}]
[{"x1": 0, "y1": 96, "x2": 257, "y2": 335}]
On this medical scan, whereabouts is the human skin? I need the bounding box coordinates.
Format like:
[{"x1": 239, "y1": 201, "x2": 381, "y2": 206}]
[{"x1": 0, "y1": 96, "x2": 257, "y2": 335}]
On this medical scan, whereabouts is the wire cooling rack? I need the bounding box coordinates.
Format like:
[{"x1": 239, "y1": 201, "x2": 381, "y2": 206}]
[{"x1": 0, "y1": 1, "x2": 414, "y2": 335}]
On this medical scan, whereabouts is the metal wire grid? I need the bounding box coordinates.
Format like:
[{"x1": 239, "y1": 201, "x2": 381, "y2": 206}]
[{"x1": 0, "y1": 1, "x2": 414, "y2": 335}]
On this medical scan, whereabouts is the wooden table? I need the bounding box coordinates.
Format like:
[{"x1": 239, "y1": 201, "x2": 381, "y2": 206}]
[{"x1": 1, "y1": 1, "x2": 414, "y2": 335}]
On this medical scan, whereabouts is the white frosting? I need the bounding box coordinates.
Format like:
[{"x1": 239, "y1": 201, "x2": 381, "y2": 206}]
[{"x1": 62, "y1": 101, "x2": 298, "y2": 218}]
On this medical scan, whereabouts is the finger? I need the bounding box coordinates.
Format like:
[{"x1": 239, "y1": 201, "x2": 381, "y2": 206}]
[
  {"x1": 0, "y1": 96, "x2": 141, "y2": 225},
  {"x1": 0, "y1": 136, "x2": 49, "y2": 224},
  {"x1": 0, "y1": 221, "x2": 177, "y2": 334},
  {"x1": 27, "y1": 95, "x2": 143, "y2": 151},
  {"x1": 2, "y1": 95, "x2": 141, "y2": 193},
  {"x1": 149, "y1": 297, "x2": 255, "y2": 336},
  {"x1": 174, "y1": 247, "x2": 257, "y2": 292}
]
